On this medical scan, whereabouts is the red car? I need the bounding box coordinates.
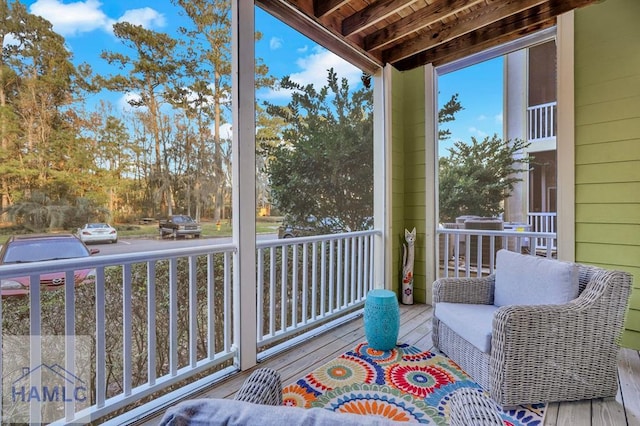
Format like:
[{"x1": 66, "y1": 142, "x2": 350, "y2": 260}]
[{"x1": 0, "y1": 234, "x2": 99, "y2": 297}]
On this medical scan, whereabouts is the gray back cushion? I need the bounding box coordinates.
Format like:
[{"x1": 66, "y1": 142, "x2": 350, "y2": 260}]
[{"x1": 494, "y1": 249, "x2": 579, "y2": 307}]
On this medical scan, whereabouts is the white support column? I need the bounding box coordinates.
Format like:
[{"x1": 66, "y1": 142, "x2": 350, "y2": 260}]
[
  {"x1": 374, "y1": 66, "x2": 390, "y2": 289},
  {"x1": 556, "y1": 11, "x2": 576, "y2": 262},
  {"x1": 424, "y1": 64, "x2": 437, "y2": 305},
  {"x1": 232, "y1": 0, "x2": 257, "y2": 370}
]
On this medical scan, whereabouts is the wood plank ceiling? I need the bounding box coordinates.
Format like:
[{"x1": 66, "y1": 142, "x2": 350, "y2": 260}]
[{"x1": 256, "y1": 0, "x2": 600, "y2": 74}]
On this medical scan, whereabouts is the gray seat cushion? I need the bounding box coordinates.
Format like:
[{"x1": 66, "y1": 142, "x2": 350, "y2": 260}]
[{"x1": 435, "y1": 302, "x2": 499, "y2": 354}]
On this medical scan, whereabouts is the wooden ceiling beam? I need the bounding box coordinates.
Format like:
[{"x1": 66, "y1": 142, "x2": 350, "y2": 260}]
[
  {"x1": 391, "y1": 0, "x2": 599, "y2": 69},
  {"x1": 259, "y1": 0, "x2": 602, "y2": 72},
  {"x1": 381, "y1": 0, "x2": 549, "y2": 64},
  {"x1": 363, "y1": 0, "x2": 485, "y2": 51},
  {"x1": 314, "y1": 0, "x2": 349, "y2": 18},
  {"x1": 393, "y1": 17, "x2": 554, "y2": 69},
  {"x1": 432, "y1": 20, "x2": 555, "y2": 68},
  {"x1": 342, "y1": 0, "x2": 419, "y2": 37}
]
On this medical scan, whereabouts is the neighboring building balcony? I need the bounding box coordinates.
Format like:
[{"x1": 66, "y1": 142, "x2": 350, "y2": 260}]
[
  {"x1": 527, "y1": 211, "x2": 557, "y2": 251},
  {"x1": 527, "y1": 101, "x2": 557, "y2": 143}
]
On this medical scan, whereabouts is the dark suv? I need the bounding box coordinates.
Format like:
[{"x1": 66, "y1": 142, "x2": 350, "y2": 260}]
[{"x1": 159, "y1": 215, "x2": 202, "y2": 239}]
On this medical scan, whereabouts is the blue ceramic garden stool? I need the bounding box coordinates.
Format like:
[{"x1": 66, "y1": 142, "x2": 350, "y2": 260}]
[{"x1": 364, "y1": 289, "x2": 400, "y2": 351}]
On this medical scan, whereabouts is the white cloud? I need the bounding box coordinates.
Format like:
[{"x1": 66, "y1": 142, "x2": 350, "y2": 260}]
[
  {"x1": 296, "y1": 45, "x2": 308, "y2": 54},
  {"x1": 468, "y1": 126, "x2": 488, "y2": 139},
  {"x1": 117, "y1": 8, "x2": 166, "y2": 29},
  {"x1": 477, "y1": 114, "x2": 488, "y2": 121},
  {"x1": 118, "y1": 92, "x2": 142, "y2": 112},
  {"x1": 261, "y1": 47, "x2": 362, "y2": 101},
  {"x1": 219, "y1": 123, "x2": 233, "y2": 140},
  {"x1": 30, "y1": 0, "x2": 109, "y2": 37},
  {"x1": 2, "y1": 33, "x2": 18, "y2": 47},
  {"x1": 269, "y1": 37, "x2": 283, "y2": 50},
  {"x1": 28, "y1": 0, "x2": 165, "y2": 37},
  {"x1": 495, "y1": 112, "x2": 503, "y2": 124}
]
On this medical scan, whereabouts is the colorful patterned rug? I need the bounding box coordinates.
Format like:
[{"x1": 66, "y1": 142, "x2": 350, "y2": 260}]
[{"x1": 283, "y1": 342, "x2": 545, "y2": 425}]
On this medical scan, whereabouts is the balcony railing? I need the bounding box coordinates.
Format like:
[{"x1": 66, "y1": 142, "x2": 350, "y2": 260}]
[
  {"x1": 527, "y1": 212, "x2": 557, "y2": 251},
  {"x1": 527, "y1": 101, "x2": 557, "y2": 141},
  {"x1": 1, "y1": 227, "x2": 559, "y2": 423},
  {"x1": 0, "y1": 230, "x2": 379, "y2": 424},
  {"x1": 437, "y1": 228, "x2": 557, "y2": 278},
  {"x1": 0, "y1": 245, "x2": 238, "y2": 424},
  {"x1": 257, "y1": 231, "x2": 377, "y2": 359}
]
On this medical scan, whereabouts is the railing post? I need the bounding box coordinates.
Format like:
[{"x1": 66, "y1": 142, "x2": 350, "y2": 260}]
[{"x1": 232, "y1": 0, "x2": 257, "y2": 371}]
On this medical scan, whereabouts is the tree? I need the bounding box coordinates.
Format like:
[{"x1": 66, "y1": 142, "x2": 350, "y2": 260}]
[
  {"x1": 172, "y1": 0, "x2": 275, "y2": 221},
  {"x1": 439, "y1": 93, "x2": 463, "y2": 142},
  {"x1": 439, "y1": 135, "x2": 530, "y2": 223},
  {"x1": 0, "y1": 1, "x2": 99, "y2": 222},
  {"x1": 100, "y1": 22, "x2": 181, "y2": 217},
  {"x1": 264, "y1": 69, "x2": 373, "y2": 232}
]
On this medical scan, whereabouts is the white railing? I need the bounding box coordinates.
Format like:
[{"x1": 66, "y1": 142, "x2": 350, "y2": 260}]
[
  {"x1": 0, "y1": 245, "x2": 237, "y2": 424},
  {"x1": 437, "y1": 228, "x2": 557, "y2": 278},
  {"x1": 527, "y1": 101, "x2": 557, "y2": 141},
  {"x1": 527, "y1": 212, "x2": 557, "y2": 251},
  {"x1": 0, "y1": 230, "x2": 380, "y2": 424},
  {"x1": 256, "y1": 230, "x2": 379, "y2": 359}
]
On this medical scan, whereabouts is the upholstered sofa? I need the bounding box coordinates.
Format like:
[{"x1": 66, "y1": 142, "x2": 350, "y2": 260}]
[{"x1": 433, "y1": 249, "x2": 633, "y2": 407}]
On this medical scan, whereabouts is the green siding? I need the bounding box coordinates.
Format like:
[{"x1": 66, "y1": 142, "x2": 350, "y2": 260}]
[
  {"x1": 575, "y1": 0, "x2": 640, "y2": 349},
  {"x1": 391, "y1": 67, "x2": 428, "y2": 303},
  {"x1": 390, "y1": 67, "x2": 405, "y2": 297}
]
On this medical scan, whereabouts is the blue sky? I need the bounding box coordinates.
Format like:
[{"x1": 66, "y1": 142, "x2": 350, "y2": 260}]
[
  {"x1": 16, "y1": 0, "x2": 503, "y2": 155},
  {"x1": 438, "y1": 58, "x2": 504, "y2": 156}
]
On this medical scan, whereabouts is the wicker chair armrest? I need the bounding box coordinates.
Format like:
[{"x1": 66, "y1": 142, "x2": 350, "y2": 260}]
[
  {"x1": 234, "y1": 368, "x2": 282, "y2": 405},
  {"x1": 492, "y1": 302, "x2": 584, "y2": 349},
  {"x1": 433, "y1": 275, "x2": 495, "y2": 305},
  {"x1": 449, "y1": 388, "x2": 503, "y2": 426}
]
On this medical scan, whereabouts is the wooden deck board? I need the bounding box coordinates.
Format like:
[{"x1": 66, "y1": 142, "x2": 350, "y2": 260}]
[
  {"x1": 136, "y1": 303, "x2": 640, "y2": 426},
  {"x1": 617, "y1": 348, "x2": 640, "y2": 425}
]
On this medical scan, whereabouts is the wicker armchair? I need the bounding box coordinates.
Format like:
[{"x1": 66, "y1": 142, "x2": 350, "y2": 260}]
[{"x1": 433, "y1": 263, "x2": 632, "y2": 407}]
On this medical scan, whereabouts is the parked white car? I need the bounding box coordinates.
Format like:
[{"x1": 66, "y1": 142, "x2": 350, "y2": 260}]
[{"x1": 77, "y1": 223, "x2": 118, "y2": 244}]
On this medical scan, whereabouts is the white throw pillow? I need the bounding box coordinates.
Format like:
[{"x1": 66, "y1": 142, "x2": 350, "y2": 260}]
[{"x1": 494, "y1": 249, "x2": 579, "y2": 307}]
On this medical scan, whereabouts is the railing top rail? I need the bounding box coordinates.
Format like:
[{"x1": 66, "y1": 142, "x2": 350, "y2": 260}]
[
  {"x1": 527, "y1": 101, "x2": 557, "y2": 109},
  {"x1": 0, "y1": 243, "x2": 237, "y2": 279},
  {"x1": 437, "y1": 228, "x2": 556, "y2": 238},
  {"x1": 257, "y1": 229, "x2": 381, "y2": 249},
  {"x1": 527, "y1": 212, "x2": 557, "y2": 217}
]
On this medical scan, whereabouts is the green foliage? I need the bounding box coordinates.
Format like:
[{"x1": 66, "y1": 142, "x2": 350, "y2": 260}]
[
  {"x1": 263, "y1": 69, "x2": 373, "y2": 232},
  {"x1": 439, "y1": 93, "x2": 463, "y2": 142},
  {"x1": 439, "y1": 135, "x2": 530, "y2": 223},
  {"x1": 0, "y1": 1, "x2": 104, "y2": 217},
  {"x1": 4, "y1": 191, "x2": 109, "y2": 231}
]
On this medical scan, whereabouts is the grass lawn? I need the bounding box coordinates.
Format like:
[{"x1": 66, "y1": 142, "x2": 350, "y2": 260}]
[
  {"x1": 0, "y1": 217, "x2": 283, "y2": 245},
  {"x1": 117, "y1": 218, "x2": 281, "y2": 238}
]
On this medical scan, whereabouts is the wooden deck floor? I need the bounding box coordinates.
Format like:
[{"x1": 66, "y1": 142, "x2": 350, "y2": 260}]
[{"x1": 140, "y1": 304, "x2": 640, "y2": 425}]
